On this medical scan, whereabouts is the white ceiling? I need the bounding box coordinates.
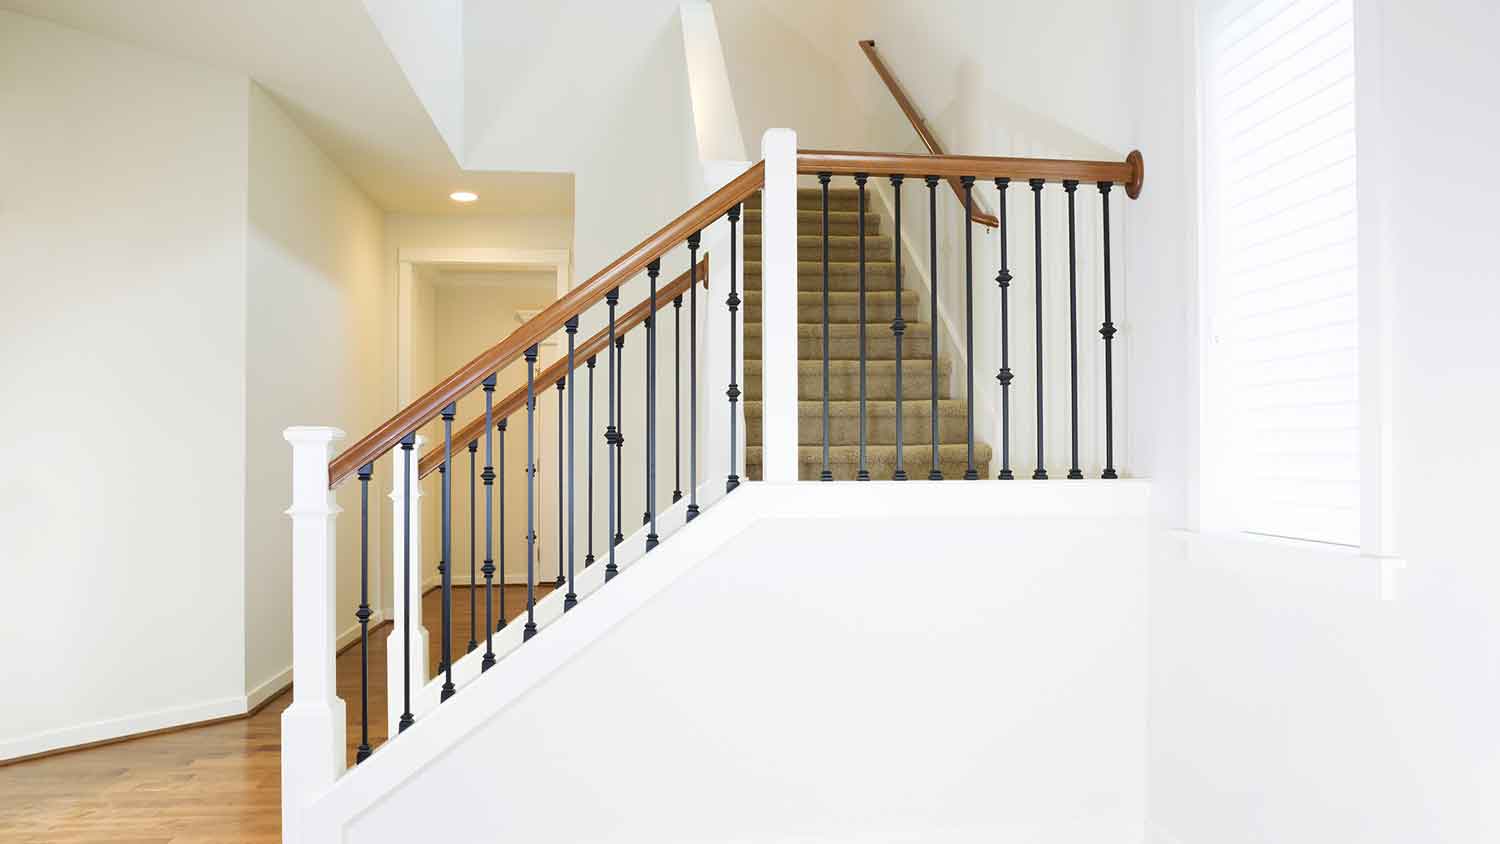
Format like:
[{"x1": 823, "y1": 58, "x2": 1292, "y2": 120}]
[{"x1": 0, "y1": 0, "x2": 574, "y2": 216}]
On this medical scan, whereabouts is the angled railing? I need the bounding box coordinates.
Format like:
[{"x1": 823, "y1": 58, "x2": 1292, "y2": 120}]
[
  {"x1": 858, "y1": 39, "x2": 1000, "y2": 229},
  {"x1": 281, "y1": 128, "x2": 1143, "y2": 840}
]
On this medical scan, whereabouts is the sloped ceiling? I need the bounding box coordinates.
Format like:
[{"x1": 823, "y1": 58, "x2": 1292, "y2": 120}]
[{"x1": 0, "y1": 0, "x2": 572, "y2": 215}]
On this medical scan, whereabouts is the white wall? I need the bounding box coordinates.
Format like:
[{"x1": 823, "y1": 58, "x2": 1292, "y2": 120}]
[
  {"x1": 315, "y1": 482, "x2": 1149, "y2": 843},
  {"x1": 1132, "y1": 0, "x2": 1500, "y2": 841},
  {"x1": 0, "y1": 11, "x2": 250, "y2": 757},
  {"x1": 245, "y1": 84, "x2": 387, "y2": 707}
]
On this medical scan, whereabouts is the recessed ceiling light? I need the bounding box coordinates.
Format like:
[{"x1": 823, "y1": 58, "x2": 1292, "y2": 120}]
[{"x1": 449, "y1": 191, "x2": 479, "y2": 203}]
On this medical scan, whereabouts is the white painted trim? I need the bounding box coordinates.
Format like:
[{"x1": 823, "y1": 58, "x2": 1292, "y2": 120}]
[
  {"x1": 0, "y1": 695, "x2": 248, "y2": 762},
  {"x1": 395, "y1": 247, "x2": 572, "y2": 406},
  {"x1": 301, "y1": 480, "x2": 1151, "y2": 839},
  {"x1": 1352, "y1": 0, "x2": 1399, "y2": 562},
  {"x1": 757, "y1": 129, "x2": 799, "y2": 481}
]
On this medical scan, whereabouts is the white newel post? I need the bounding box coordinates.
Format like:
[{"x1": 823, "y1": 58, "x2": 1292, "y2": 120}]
[
  {"x1": 281, "y1": 427, "x2": 348, "y2": 843},
  {"x1": 759, "y1": 128, "x2": 799, "y2": 482},
  {"x1": 387, "y1": 435, "x2": 429, "y2": 736}
]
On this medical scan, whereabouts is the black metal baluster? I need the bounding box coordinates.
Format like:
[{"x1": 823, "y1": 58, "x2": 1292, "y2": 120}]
[
  {"x1": 856, "y1": 172, "x2": 870, "y2": 482},
  {"x1": 496, "y1": 418, "x2": 507, "y2": 630},
  {"x1": 605, "y1": 289, "x2": 620, "y2": 579},
  {"x1": 398, "y1": 433, "x2": 415, "y2": 733},
  {"x1": 436, "y1": 461, "x2": 446, "y2": 675},
  {"x1": 481, "y1": 377, "x2": 497, "y2": 670},
  {"x1": 523, "y1": 346, "x2": 539, "y2": 641},
  {"x1": 995, "y1": 178, "x2": 1014, "y2": 480},
  {"x1": 926, "y1": 175, "x2": 943, "y2": 481},
  {"x1": 673, "y1": 292, "x2": 683, "y2": 503},
  {"x1": 727, "y1": 203, "x2": 742, "y2": 492},
  {"x1": 819, "y1": 173, "x2": 833, "y2": 482},
  {"x1": 564, "y1": 316, "x2": 578, "y2": 610},
  {"x1": 586, "y1": 355, "x2": 597, "y2": 563},
  {"x1": 891, "y1": 175, "x2": 908, "y2": 481},
  {"x1": 1098, "y1": 181, "x2": 1118, "y2": 479},
  {"x1": 467, "y1": 439, "x2": 477, "y2": 652},
  {"x1": 556, "y1": 377, "x2": 566, "y2": 588},
  {"x1": 439, "y1": 404, "x2": 456, "y2": 702},
  {"x1": 645, "y1": 259, "x2": 660, "y2": 551},
  {"x1": 687, "y1": 232, "x2": 701, "y2": 520},
  {"x1": 962, "y1": 176, "x2": 978, "y2": 480},
  {"x1": 1031, "y1": 178, "x2": 1048, "y2": 480},
  {"x1": 614, "y1": 333, "x2": 625, "y2": 548},
  {"x1": 355, "y1": 463, "x2": 373, "y2": 763},
  {"x1": 1065, "y1": 180, "x2": 1083, "y2": 479}
]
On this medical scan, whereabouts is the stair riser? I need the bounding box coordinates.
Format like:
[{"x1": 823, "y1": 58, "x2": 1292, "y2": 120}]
[
  {"x1": 746, "y1": 236, "x2": 893, "y2": 262},
  {"x1": 744, "y1": 370, "x2": 948, "y2": 402},
  {"x1": 744, "y1": 211, "x2": 881, "y2": 237},
  {"x1": 746, "y1": 414, "x2": 969, "y2": 446},
  {"x1": 745, "y1": 332, "x2": 933, "y2": 360},
  {"x1": 746, "y1": 299, "x2": 914, "y2": 324},
  {"x1": 745, "y1": 459, "x2": 990, "y2": 482}
]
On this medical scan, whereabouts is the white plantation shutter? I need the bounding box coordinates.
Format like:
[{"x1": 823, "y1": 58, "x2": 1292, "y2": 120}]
[{"x1": 1204, "y1": 0, "x2": 1360, "y2": 545}]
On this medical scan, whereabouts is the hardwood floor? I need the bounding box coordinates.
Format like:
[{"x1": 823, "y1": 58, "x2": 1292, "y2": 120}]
[{"x1": 0, "y1": 583, "x2": 554, "y2": 843}]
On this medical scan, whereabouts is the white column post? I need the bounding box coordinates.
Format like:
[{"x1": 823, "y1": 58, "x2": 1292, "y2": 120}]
[
  {"x1": 281, "y1": 427, "x2": 348, "y2": 842},
  {"x1": 387, "y1": 435, "x2": 429, "y2": 736},
  {"x1": 759, "y1": 128, "x2": 800, "y2": 482}
]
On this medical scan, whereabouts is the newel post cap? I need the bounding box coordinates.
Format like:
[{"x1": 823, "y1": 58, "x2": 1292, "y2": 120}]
[{"x1": 283, "y1": 426, "x2": 347, "y2": 445}]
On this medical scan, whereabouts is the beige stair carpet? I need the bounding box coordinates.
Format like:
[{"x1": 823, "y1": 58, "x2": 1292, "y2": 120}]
[{"x1": 742, "y1": 191, "x2": 992, "y2": 481}]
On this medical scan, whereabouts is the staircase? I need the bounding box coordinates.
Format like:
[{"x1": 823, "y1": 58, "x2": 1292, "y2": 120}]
[{"x1": 743, "y1": 188, "x2": 992, "y2": 481}]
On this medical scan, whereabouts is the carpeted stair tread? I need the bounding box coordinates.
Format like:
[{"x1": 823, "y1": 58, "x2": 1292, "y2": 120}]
[
  {"x1": 745, "y1": 322, "x2": 933, "y2": 360},
  {"x1": 745, "y1": 189, "x2": 863, "y2": 212},
  {"x1": 744, "y1": 234, "x2": 893, "y2": 262},
  {"x1": 745, "y1": 399, "x2": 970, "y2": 445},
  {"x1": 743, "y1": 290, "x2": 918, "y2": 324},
  {"x1": 743, "y1": 261, "x2": 902, "y2": 293},
  {"x1": 743, "y1": 358, "x2": 953, "y2": 402},
  {"x1": 743, "y1": 209, "x2": 881, "y2": 236}
]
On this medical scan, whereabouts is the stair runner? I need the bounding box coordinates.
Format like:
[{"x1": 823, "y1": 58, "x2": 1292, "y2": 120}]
[{"x1": 742, "y1": 189, "x2": 992, "y2": 480}]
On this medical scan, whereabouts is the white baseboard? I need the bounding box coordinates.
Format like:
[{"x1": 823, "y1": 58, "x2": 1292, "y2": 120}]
[
  {"x1": 246, "y1": 611, "x2": 386, "y2": 712},
  {"x1": 0, "y1": 694, "x2": 246, "y2": 762},
  {"x1": 3, "y1": 611, "x2": 388, "y2": 763}
]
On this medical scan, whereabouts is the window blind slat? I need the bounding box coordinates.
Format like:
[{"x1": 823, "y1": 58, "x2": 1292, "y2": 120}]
[{"x1": 1209, "y1": 0, "x2": 1359, "y2": 546}]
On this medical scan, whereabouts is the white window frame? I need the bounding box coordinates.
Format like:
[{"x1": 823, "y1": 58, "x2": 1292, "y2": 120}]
[{"x1": 1193, "y1": 0, "x2": 1401, "y2": 575}]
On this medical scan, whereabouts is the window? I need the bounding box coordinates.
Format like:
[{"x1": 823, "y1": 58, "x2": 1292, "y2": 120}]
[{"x1": 1202, "y1": 0, "x2": 1360, "y2": 545}]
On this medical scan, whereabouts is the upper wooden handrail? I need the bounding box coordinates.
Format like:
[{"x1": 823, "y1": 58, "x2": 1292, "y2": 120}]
[
  {"x1": 857, "y1": 40, "x2": 999, "y2": 228},
  {"x1": 797, "y1": 149, "x2": 1144, "y2": 199},
  {"x1": 328, "y1": 161, "x2": 765, "y2": 487},
  {"x1": 416, "y1": 257, "x2": 709, "y2": 479}
]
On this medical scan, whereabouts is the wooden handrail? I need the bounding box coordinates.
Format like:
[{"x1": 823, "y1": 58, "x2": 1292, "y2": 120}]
[
  {"x1": 798, "y1": 149, "x2": 1144, "y2": 199},
  {"x1": 416, "y1": 257, "x2": 709, "y2": 479},
  {"x1": 858, "y1": 40, "x2": 1000, "y2": 228},
  {"x1": 327, "y1": 161, "x2": 765, "y2": 487}
]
